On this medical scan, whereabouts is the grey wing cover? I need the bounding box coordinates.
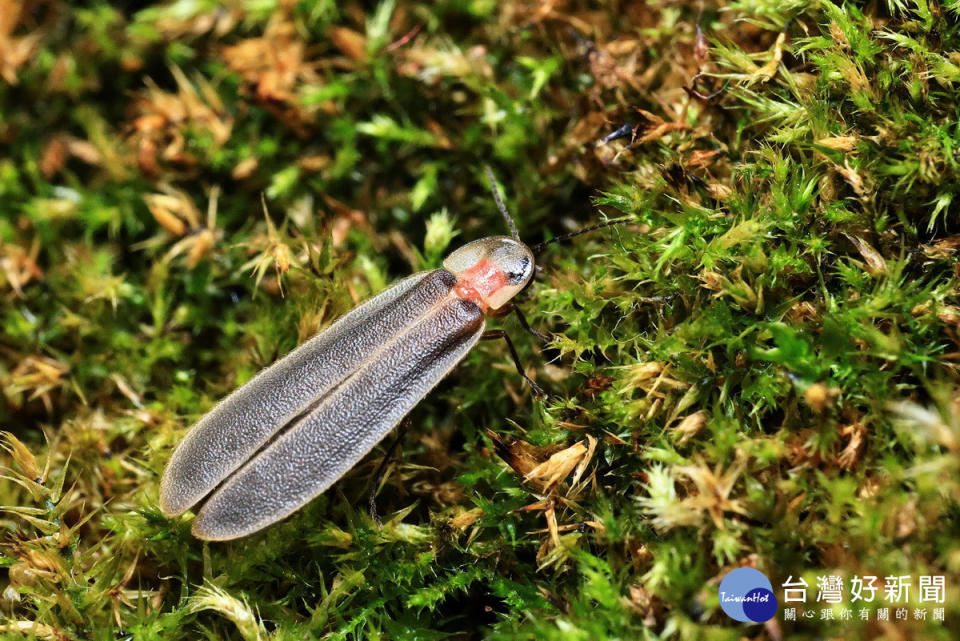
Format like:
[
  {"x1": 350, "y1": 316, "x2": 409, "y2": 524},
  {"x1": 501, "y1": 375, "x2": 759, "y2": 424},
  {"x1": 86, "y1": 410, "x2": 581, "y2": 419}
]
[
  {"x1": 190, "y1": 290, "x2": 485, "y2": 540},
  {"x1": 160, "y1": 269, "x2": 468, "y2": 518}
]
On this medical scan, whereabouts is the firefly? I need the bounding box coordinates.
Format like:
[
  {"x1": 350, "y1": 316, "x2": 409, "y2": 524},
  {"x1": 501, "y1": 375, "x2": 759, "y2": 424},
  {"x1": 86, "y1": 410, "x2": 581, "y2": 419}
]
[{"x1": 160, "y1": 168, "x2": 630, "y2": 540}]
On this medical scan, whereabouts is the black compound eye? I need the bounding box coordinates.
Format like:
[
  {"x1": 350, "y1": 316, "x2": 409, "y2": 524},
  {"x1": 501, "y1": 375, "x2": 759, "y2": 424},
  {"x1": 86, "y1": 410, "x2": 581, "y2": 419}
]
[{"x1": 507, "y1": 256, "x2": 531, "y2": 284}]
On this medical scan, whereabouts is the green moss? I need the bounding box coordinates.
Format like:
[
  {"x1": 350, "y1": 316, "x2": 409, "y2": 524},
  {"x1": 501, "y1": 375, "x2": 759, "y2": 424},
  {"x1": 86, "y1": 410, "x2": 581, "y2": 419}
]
[{"x1": 2, "y1": 0, "x2": 960, "y2": 639}]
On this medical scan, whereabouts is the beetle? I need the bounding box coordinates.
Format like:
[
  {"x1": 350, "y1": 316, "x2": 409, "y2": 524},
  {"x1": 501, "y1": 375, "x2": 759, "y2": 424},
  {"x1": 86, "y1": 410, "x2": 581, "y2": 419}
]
[{"x1": 160, "y1": 168, "x2": 629, "y2": 540}]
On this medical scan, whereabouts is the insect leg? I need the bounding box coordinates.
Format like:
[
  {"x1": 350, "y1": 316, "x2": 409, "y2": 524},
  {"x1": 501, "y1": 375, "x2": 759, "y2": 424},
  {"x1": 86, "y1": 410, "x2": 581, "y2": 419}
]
[
  {"x1": 504, "y1": 303, "x2": 552, "y2": 343},
  {"x1": 481, "y1": 330, "x2": 547, "y2": 398},
  {"x1": 368, "y1": 417, "x2": 410, "y2": 528}
]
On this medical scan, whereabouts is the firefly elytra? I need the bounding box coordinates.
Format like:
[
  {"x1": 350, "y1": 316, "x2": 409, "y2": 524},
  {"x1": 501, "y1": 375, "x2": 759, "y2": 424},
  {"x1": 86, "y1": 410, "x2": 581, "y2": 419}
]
[{"x1": 159, "y1": 168, "x2": 630, "y2": 540}]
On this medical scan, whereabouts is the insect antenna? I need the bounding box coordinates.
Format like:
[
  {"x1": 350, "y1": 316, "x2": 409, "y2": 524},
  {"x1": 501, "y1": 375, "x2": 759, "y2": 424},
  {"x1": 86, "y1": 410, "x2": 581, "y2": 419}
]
[
  {"x1": 484, "y1": 165, "x2": 521, "y2": 241},
  {"x1": 530, "y1": 216, "x2": 635, "y2": 254}
]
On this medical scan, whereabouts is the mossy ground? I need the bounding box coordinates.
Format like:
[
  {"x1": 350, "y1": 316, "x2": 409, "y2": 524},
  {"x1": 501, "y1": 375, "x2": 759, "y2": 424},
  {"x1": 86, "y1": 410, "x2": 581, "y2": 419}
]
[{"x1": 2, "y1": 0, "x2": 960, "y2": 639}]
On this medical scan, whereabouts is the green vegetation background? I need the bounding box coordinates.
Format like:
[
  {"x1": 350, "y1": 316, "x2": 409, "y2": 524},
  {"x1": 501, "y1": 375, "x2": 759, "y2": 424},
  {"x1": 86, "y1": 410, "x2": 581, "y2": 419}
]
[{"x1": 2, "y1": 0, "x2": 960, "y2": 639}]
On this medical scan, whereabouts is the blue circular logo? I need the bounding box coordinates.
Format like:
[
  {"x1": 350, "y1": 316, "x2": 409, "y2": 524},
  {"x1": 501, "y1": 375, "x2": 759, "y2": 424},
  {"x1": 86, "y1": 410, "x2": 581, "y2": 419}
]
[{"x1": 718, "y1": 568, "x2": 778, "y2": 623}]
